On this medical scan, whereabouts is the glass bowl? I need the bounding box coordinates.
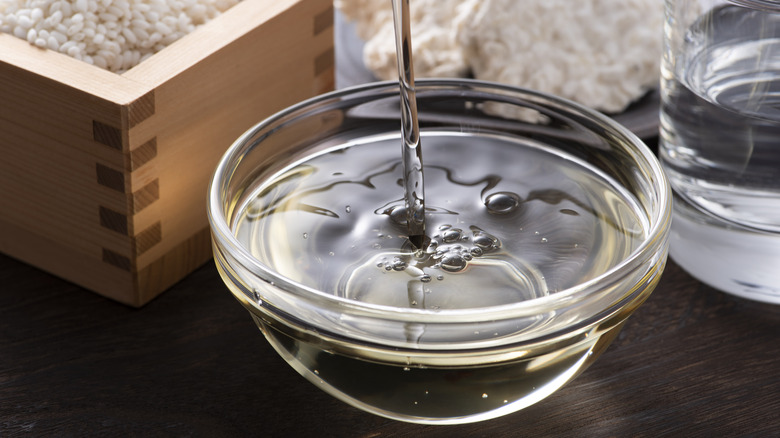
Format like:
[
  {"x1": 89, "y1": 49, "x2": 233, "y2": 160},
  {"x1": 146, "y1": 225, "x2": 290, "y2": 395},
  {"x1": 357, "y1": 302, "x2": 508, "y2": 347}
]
[{"x1": 207, "y1": 79, "x2": 671, "y2": 425}]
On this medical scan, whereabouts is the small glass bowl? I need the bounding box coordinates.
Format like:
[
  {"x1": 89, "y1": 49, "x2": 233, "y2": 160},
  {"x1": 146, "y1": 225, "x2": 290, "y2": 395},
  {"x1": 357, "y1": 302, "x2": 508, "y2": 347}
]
[{"x1": 207, "y1": 79, "x2": 671, "y2": 425}]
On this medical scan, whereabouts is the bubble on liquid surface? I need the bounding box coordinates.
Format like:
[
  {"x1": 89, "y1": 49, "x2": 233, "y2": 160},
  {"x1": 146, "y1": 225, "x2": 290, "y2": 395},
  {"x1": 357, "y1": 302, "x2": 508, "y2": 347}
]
[
  {"x1": 392, "y1": 258, "x2": 408, "y2": 271},
  {"x1": 383, "y1": 204, "x2": 408, "y2": 225},
  {"x1": 392, "y1": 225, "x2": 507, "y2": 276},
  {"x1": 485, "y1": 192, "x2": 521, "y2": 215},
  {"x1": 472, "y1": 230, "x2": 500, "y2": 251},
  {"x1": 440, "y1": 254, "x2": 467, "y2": 272},
  {"x1": 441, "y1": 228, "x2": 463, "y2": 243}
]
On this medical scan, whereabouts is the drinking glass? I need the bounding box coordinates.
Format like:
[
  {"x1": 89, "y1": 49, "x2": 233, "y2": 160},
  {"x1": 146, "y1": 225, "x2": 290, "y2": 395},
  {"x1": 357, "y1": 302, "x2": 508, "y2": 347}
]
[{"x1": 660, "y1": 0, "x2": 780, "y2": 304}]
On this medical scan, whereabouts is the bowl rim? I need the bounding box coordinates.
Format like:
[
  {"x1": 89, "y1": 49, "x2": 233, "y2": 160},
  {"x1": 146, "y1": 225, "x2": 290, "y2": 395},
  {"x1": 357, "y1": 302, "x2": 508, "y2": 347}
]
[{"x1": 207, "y1": 78, "x2": 672, "y2": 323}]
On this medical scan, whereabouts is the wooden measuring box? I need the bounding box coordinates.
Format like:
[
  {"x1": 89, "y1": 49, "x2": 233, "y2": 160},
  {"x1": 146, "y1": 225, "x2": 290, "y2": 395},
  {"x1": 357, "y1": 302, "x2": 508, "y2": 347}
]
[{"x1": 0, "y1": 0, "x2": 334, "y2": 306}]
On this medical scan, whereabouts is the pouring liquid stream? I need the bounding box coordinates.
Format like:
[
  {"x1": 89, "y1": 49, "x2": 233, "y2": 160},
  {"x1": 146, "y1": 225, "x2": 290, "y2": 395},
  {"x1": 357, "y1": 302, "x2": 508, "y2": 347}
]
[{"x1": 392, "y1": 0, "x2": 428, "y2": 250}]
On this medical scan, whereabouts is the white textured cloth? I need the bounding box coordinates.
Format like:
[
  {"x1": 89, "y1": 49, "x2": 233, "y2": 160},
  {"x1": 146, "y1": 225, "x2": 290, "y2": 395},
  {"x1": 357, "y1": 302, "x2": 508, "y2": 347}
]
[{"x1": 337, "y1": 0, "x2": 662, "y2": 113}]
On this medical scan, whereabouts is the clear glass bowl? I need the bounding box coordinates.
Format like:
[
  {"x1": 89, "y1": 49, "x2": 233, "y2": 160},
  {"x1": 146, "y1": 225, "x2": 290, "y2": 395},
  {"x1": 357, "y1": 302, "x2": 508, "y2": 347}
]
[{"x1": 207, "y1": 79, "x2": 671, "y2": 425}]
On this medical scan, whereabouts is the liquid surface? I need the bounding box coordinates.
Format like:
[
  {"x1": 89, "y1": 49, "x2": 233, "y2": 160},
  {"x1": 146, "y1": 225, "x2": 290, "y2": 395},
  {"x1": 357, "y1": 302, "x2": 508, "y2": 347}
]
[
  {"x1": 234, "y1": 132, "x2": 647, "y2": 310},
  {"x1": 660, "y1": 5, "x2": 780, "y2": 302}
]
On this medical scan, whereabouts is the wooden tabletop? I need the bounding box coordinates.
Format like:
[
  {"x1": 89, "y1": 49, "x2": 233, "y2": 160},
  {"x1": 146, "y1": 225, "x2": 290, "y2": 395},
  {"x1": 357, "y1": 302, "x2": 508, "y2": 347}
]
[{"x1": 1, "y1": 224, "x2": 779, "y2": 436}]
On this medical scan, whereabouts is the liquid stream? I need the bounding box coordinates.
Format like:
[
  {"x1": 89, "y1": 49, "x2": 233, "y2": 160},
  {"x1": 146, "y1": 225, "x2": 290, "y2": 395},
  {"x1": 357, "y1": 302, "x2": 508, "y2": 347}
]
[{"x1": 392, "y1": 0, "x2": 427, "y2": 247}]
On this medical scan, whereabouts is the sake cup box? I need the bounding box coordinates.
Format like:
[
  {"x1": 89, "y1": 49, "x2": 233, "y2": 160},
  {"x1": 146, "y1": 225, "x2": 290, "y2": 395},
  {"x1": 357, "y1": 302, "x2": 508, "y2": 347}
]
[{"x1": 0, "y1": 0, "x2": 335, "y2": 306}]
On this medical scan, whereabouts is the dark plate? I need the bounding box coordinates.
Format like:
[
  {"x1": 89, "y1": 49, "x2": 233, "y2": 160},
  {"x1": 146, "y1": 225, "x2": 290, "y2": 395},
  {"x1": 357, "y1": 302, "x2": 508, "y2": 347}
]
[{"x1": 334, "y1": 11, "x2": 660, "y2": 140}]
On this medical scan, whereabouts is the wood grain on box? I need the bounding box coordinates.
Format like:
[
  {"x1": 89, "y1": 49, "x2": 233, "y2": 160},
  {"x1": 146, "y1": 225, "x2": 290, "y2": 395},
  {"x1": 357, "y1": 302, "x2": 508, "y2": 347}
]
[{"x1": 0, "y1": 0, "x2": 334, "y2": 306}]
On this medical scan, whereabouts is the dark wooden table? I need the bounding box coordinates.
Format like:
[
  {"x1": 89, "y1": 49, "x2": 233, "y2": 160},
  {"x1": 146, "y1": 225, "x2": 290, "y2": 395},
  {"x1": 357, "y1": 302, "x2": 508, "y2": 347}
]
[{"x1": 2, "y1": 225, "x2": 779, "y2": 437}]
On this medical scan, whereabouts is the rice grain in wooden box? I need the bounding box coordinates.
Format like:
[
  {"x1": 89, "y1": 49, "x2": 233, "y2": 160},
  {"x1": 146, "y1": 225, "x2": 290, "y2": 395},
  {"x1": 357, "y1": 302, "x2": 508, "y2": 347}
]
[{"x1": 0, "y1": 0, "x2": 335, "y2": 306}]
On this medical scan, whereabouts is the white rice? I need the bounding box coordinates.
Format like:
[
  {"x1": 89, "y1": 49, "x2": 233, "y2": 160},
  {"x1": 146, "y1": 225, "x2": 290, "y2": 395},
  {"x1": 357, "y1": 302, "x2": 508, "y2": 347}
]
[
  {"x1": 0, "y1": 0, "x2": 239, "y2": 72},
  {"x1": 337, "y1": 0, "x2": 663, "y2": 113}
]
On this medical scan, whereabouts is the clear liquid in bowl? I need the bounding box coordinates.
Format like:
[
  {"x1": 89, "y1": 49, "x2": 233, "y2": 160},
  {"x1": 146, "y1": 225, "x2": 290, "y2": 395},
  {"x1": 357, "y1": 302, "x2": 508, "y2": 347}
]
[{"x1": 228, "y1": 129, "x2": 651, "y2": 423}]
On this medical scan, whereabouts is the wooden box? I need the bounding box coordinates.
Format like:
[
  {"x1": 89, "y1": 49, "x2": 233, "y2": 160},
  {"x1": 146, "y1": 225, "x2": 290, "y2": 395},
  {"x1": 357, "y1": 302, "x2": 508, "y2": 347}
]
[{"x1": 0, "y1": 0, "x2": 335, "y2": 306}]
